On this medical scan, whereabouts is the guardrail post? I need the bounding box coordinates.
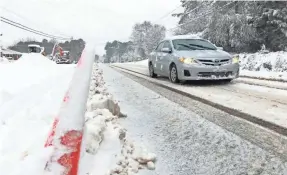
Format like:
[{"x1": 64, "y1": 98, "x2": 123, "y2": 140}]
[{"x1": 44, "y1": 45, "x2": 95, "y2": 175}]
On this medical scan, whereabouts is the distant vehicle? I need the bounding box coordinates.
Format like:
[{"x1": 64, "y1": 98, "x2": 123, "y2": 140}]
[
  {"x1": 56, "y1": 51, "x2": 71, "y2": 64},
  {"x1": 148, "y1": 35, "x2": 240, "y2": 83},
  {"x1": 28, "y1": 44, "x2": 46, "y2": 56}
]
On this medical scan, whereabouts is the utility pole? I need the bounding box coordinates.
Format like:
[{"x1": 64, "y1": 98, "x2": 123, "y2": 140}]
[
  {"x1": 117, "y1": 43, "x2": 120, "y2": 63},
  {"x1": 0, "y1": 33, "x2": 3, "y2": 58}
]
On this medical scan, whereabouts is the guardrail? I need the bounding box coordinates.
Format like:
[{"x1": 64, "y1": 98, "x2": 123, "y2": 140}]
[{"x1": 44, "y1": 45, "x2": 95, "y2": 175}]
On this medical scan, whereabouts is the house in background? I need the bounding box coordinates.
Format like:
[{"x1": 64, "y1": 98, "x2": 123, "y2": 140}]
[{"x1": 1, "y1": 48, "x2": 22, "y2": 60}]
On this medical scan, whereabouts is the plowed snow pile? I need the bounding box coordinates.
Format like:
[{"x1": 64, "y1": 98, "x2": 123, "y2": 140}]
[
  {"x1": 0, "y1": 53, "x2": 75, "y2": 175},
  {"x1": 0, "y1": 53, "x2": 64, "y2": 95},
  {"x1": 80, "y1": 65, "x2": 157, "y2": 175},
  {"x1": 239, "y1": 51, "x2": 287, "y2": 80},
  {"x1": 0, "y1": 56, "x2": 9, "y2": 63}
]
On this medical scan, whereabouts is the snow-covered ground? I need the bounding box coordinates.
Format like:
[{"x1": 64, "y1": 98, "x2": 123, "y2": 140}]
[
  {"x1": 100, "y1": 64, "x2": 287, "y2": 175},
  {"x1": 0, "y1": 53, "x2": 157, "y2": 175},
  {"x1": 1, "y1": 50, "x2": 286, "y2": 174},
  {"x1": 111, "y1": 63, "x2": 287, "y2": 130},
  {"x1": 0, "y1": 54, "x2": 75, "y2": 174},
  {"x1": 0, "y1": 56, "x2": 10, "y2": 64}
]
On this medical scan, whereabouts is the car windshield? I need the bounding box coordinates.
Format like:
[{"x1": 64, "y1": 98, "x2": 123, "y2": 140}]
[{"x1": 172, "y1": 39, "x2": 217, "y2": 51}]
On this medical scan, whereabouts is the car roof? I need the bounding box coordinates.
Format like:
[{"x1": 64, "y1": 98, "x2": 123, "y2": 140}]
[
  {"x1": 28, "y1": 44, "x2": 41, "y2": 47},
  {"x1": 165, "y1": 34, "x2": 202, "y2": 41}
]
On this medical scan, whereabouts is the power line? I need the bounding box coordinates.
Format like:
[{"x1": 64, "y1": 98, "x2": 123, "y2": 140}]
[
  {"x1": 0, "y1": 6, "x2": 71, "y2": 38},
  {"x1": 1, "y1": 19, "x2": 69, "y2": 40},
  {"x1": 1, "y1": 17, "x2": 70, "y2": 40}
]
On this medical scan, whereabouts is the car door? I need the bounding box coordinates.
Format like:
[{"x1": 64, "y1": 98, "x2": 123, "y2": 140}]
[
  {"x1": 161, "y1": 41, "x2": 173, "y2": 76},
  {"x1": 153, "y1": 42, "x2": 165, "y2": 75}
]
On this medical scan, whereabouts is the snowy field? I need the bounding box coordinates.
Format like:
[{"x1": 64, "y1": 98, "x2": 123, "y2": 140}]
[
  {"x1": 0, "y1": 54, "x2": 75, "y2": 174},
  {"x1": 125, "y1": 51, "x2": 287, "y2": 81}
]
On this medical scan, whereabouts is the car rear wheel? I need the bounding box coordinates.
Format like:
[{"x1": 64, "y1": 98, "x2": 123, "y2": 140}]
[
  {"x1": 170, "y1": 64, "x2": 179, "y2": 83},
  {"x1": 149, "y1": 63, "x2": 157, "y2": 78}
]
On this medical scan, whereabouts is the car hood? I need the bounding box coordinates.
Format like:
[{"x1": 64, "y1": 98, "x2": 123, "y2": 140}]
[{"x1": 174, "y1": 50, "x2": 231, "y2": 59}]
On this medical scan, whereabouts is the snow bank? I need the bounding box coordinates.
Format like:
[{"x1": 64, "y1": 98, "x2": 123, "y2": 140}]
[
  {"x1": 0, "y1": 56, "x2": 9, "y2": 63},
  {"x1": 239, "y1": 51, "x2": 287, "y2": 80},
  {"x1": 0, "y1": 72, "x2": 74, "y2": 175},
  {"x1": 80, "y1": 64, "x2": 156, "y2": 175},
  {"x1": 126, "y1": 59, "x2": 148, "y2": 66},
  {"x1": 0, "y1": 53, "x2": 75, "y2": 175},
  {"x1": 0, "y1": 53, "x2": 63, "y2": 95},
  {"x1": 16, "y1": 53, "x2": 56, "y2": 67},
  {"x1": 239, "y1": 51, "x2": 287, "y2": 72}
]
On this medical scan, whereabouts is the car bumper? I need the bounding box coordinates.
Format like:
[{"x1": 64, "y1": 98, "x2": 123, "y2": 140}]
[
  {"x1": 56, "y1": 60, "x2": 70, "y2": 64},
  {"x1": 177, "y1": 63, "x2": 240, "y2": 80}
]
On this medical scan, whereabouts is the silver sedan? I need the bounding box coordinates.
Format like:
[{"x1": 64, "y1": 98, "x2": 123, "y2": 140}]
[{"x1": 148, "y1": 36, "x2": 240, "y2": 83}]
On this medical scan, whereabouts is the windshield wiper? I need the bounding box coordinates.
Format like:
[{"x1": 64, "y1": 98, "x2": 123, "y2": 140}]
[
  {"x1": 189, "y1": 44, "x2": 216, "y2": 50},
  {"x1": 177, "y1": 44, "x2": 196, "y2": 50}
]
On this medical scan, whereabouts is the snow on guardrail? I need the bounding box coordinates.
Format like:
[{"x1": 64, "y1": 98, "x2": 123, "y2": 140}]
[{"x1": 44, "y1": 44, "x2": 95, "y2": 175}]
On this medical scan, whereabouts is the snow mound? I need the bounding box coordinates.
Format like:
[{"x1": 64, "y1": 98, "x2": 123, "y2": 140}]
[
  {"x1": 0, "y1": 57, "x2": 9, "y2": 63},
  {"x1": 15, "y1": 53, "x2": 56, "y2": 67},
  {"x1": 239, "y1": 51, "x2": 287, "y2": 72},
  {"x1": 80, "y1": 64, "x2": 156, "y2": 175},
  {"x1": 239, "y1": 51, "x2": 287, "y2": 80},
  {"x1": 0, "y1": 53, "x2": 63, "y2": 95}
]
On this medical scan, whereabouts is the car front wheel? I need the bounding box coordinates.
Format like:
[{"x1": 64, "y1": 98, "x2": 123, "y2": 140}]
[
  {"x1": 223, "y1": 79, "x2": 232, "y2": 83},
  {"x1": 170, "y1": 64, "x2": 179, "y2": 83}
]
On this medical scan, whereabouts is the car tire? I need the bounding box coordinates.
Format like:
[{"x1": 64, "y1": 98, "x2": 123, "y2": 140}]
[
  {"x1": 169, "y1": 64, "x2": 179, "y2": 83},
  {"x1": 223, "y1": 79, "x2": 232, "y2": 83},
  {"x1": 149, "y1": 63, "x2": 157, "y2": 78}
]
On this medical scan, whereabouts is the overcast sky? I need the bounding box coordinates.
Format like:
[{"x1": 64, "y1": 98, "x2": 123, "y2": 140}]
[{"x1": 1, "y1": 0, "x2": 182, "y2": 55}]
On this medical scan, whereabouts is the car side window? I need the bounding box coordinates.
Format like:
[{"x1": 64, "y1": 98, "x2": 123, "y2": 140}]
[
  {"x1": 156, "y1": 42, "x2": 164, "y2": 52},
  {"x1": 163, "y1": 41, "x2": 172, "y2": 50}
]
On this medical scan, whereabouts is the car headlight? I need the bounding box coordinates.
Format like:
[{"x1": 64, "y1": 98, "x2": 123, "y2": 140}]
[
  {"x1": 179, "y1": 57, "x2": 196, "y2": 64},
  {"x1": 232, "y1": 56, "x2": 239, "y2": 64}
]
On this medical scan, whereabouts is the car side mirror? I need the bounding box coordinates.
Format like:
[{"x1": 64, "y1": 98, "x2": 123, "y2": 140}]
[
  {"x1": 161, "y1": 48, "x2": 172, "y2": 53},
  {"x1": 217, "y1": 47, "x2": 223, "y2": 50}
]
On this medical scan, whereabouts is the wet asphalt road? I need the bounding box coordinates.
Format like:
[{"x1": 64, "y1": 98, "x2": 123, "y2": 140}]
[{"x1": 100, "y1": 64, "x2": 287, "y2": 175}]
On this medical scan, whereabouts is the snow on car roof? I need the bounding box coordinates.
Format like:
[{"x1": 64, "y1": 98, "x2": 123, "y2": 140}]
[
  {"x1": 28, "y1": 44, "x2": 41, "y2": 48},
  {"x1": 166, "y1": 34, "x2": 202, "y2": 40}
]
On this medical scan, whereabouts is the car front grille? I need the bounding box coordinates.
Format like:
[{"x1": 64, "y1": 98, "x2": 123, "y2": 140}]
[
  {"x1": 197, "y1": 59, "x2": 230, "y2": 66},
  {"x1": 198, "y1": 71, "x2": 233, "y2": 78}
]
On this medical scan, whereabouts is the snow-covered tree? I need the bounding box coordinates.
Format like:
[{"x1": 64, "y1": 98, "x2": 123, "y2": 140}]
[
  {"x1": 173, "y1": 1, "x2": 287, "y2": 52},
  {"x1": 131, "y1": 21, "x2": 166, "y2": 58},
  {"x1": 104, "y1": 41, "x2": 134, "y2": 63}
]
